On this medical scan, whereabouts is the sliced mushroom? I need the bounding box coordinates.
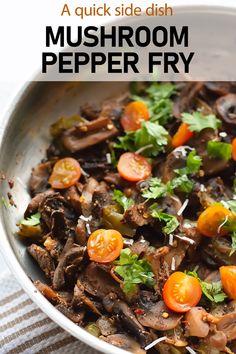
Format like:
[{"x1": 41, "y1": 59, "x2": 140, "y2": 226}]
[
  {"x1": 53, "y1": 237, "x2": 86, "y2": 290},
  {"x1": 101, "y1": 334, "x2": 146, "y2": 354},
  {"x1": 103, "y1": 295, "x2": 152, "y2": 347},
  {"x1": 29, "y1": 161, "x2": 53, "y2": 196},
  {"x1": 136, "y1": 301, "x2": 182, "y2": 331},
  {"x1": 173, "y1": 82, "x2": 203, "y2": 119},
  {"x1": 216, "y1": 94, "x2": 236, "y2": 125},
  {"x1": 96, "y1": 316, "x2": 117, "y2": 336},
  {"x1": 217, "y1": 312, "x2": 236, "y2": 340},
  {"x1": 80, "y1": 263, "x2": 124, "y2": 299},
  {"x1": 62, "y1": 117, "x2": 118, "y2": 152},
  {"x1": 27, "y1": 244, "x2": 55, "y2": 279},
  {"x1": 55, "y1": 303, "x2": 85, "y2": 324},
  {"x1": 185, "y1": 307, "x2": 210, "y2": 338}
]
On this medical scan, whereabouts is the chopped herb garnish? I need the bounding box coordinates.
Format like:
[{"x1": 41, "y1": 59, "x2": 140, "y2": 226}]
[
  {"x1": 112, "y1": 189, "x2": 134, "y2": 212},
  {"x1": 21, "y1": 212, "x2": 41, "y2": 226},
  {"x1": 141, "y1": 151, "x2": 201, "y2": 199},
  {"x1": 132, "y1": 82, "x2": 176, "y2": 126},
  {"x1": 171, "y1": 150, "x2": 202, "y2": 193},
  {"x1": 182, "y1": 112, "x2": 221, "y2": 132},
  {"x1": 115, "y1": 121, "x2": 169, "y2": 157},
  {"x1": 141, "y1": 178, "x2": 167, "y2": 200},
  {"x1": 151, "y1": 204, "x2": 179, "y2": 234},
  {"x1": 187, "y1": 271, "x2": 227, "y2": 303},
  {"x1": 114, "y1": 248, "x2": 155, "y2": 295},
  {"x1": 207, "y1": 141, "x2": 232, "y2": 161},
  {"x1": 170, "y1": 173, "x2": 194, "y2": 194}
]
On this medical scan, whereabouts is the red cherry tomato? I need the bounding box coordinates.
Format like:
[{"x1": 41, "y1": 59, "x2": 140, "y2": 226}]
[
  {"x1": 220, "y1": 266, "x2": 236, "y2": 300},
  {"x1": 117, "y1": 152, "x2": 152, "y2": 182},
  {"x1": 197, "y1": 205, "x2": 234, "y2": 237},
  {"x1": 121, "y1": 101, "x2": 149, "y2": 132},
  {"x1": 87, "y1": 229, "x2": 123, "y2": 263},
  {"x1": 163, "y1": 272, "x2": 202, "y2": 313},
  {"x1": 49, "y1": 158, "x2": 81, "y2": 189}
]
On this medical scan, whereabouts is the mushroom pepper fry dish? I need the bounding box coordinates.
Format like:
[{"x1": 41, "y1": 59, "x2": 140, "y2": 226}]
[{"x1": 19, "y1": 82, "x2": 236, "y2": 354}]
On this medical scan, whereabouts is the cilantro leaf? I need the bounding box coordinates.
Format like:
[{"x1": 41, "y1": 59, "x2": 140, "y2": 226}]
[
  {"x1": 21, "y1": 212, "x2": 41, "y2": 226},
  {"x1": 170, "y1": 150, "x2": 201, "y2": 193},
  {"x1": 134, "y1": 121, "x2": 169, "y2": 156},
  {"x1": 187, "y1": 271, "x2": 227, "y2": 303},
  {"x1": 230, "y1": 231, "x2": 236, "y2": 256},
  {"x1": 114, "y1": 248, "x2": 155, "y2": 295},
  {"x1": 207, "y1": 141, "x2": 232, "y2": 161},
  {"x1": 182, "y1": 112, "x2": 221, "y2": 132},
  {"x1": 112, "y1": 189, "x2": 134, "y2": 212},
  {"x1": 115, "y1": 121, "x2": 168, "y2": 157},
  {"x1": 171, "y1": 172, "x2": 194, "y2": 194},
  {"x1": 141, "y1": 178, "x2": 167, "y2": 200},
  {"x1": 151, "y1": 204, "x2": 179, "y2": 234},
  {"x1": 131, "y1": 83, "x2": 176, "y2": 126}
]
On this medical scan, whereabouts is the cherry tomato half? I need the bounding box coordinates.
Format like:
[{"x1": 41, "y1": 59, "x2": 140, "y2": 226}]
[
  {"x1": 163, "y1": 272, "x2": 202, "y2": 313},
  {"x1": 117, "y1": 152, "x2": 152, "y2": 182},
  {"x1": 220, "y1": 266, "x2": 236, "y2": 300},
  {"x1": 121, "y1": 101, "x2": 149, "y2": 132},
  {"x1": 171, "y1": 123, "x2": 194, "y2": 148},
  {"x1": 49, "y1": 157, "x2": 81, "y2": 189},
  {"x1": 197, "y1": 205, "x2": 234, "y2": 237},
  {"x1": 232, "y1": 138, "x2": 236, "y2": 161},
  {"x1": 87, "y1": 229, "x2": 123, "y2": 263}
]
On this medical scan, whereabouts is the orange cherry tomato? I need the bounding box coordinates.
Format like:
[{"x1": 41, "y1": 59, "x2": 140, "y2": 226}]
[
  {"x1": 163, "y1": 272, "x2": 202, "y2": 313},
  {"x1": 232, "y1": 138, "x2": 236, "y2": 161},
  {"x1": 220, "y1": 266, "x2": 236, "y2": 300},
  {"x1": 197, "y1": 205, "x2": 234, "y2": 237},
  {"x1": 87, "y1": 229, "x2": 123, "y2": 263},
  {"x1": 121, "y1": 101, "x2": 149, "y2": 132},
  {"x1": 49, "y1": 157, "x2": 81, "y2": 189},
  {"x1": 117, "y1": 152, "x2": 152, "y2": 182},
  {"x1": 171, "y1": 123, "x2": 194, "y2": 148}
]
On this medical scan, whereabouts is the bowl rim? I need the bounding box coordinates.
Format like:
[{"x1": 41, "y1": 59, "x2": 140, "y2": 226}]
[{"x1": 1, "y1": 3, "x2": 236, "y2": 353}]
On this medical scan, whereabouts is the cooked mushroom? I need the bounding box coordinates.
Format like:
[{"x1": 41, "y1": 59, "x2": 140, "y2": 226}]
[
  {"x1": 29, "y1": 161, "x2": 53, "y2": 195},
  {"x1": 27, "y1": 244, "x2": 55, "y2": 279},
  {"x1": 216, "y1": 94, "x2": 236, "y2": 125},
  {"x1": 217, "y1": 312, "x2": 236, "y2": 340},
  {"x1": 101, "y1": 334, "x2": 146, "y2": 354},
  {"x1": 62, "y1": 117, "x2": 118, "y2": 152},
  {"x1": 185, "y1": 307, "x2": 210, "y2": 338},
  {"x1": 173, "y1": 82, "x2": 203, "y2": 119},
  {"x1": 136, "y1": 300, "x2": 182, "y2": 331}
]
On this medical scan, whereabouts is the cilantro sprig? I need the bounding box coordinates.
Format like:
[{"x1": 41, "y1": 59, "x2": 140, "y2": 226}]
[
  {"x1": 21, "y1": 212, "x2": 41, "y2": 226},
  {"x1": 112, "y1": 189, "x2": 134, "y2": 212},
  {"x1": 115, "y1": 121, "x2": 169, "y2": 157},
  {"x1": 187, "y1": 270, "x2": 227, "y2": 303},
  {"x1": 114, "y1": 248, "x2": 155, "y2": 295},
  {"x1": 171, "y1": 150, "x2": 202, "y2": 193},
  {"x1": 150, "y1": 204, "x2": 179, "y2": 235},
  {"x1": 141, "y1": 150, "x2": 202, "y2": 198},
  {"x1": 132, "y1": 82, "x2": 176, "y2": 126},
  {"x1": 182, "y1": 112, "x2": 221, "y2": 132}
]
